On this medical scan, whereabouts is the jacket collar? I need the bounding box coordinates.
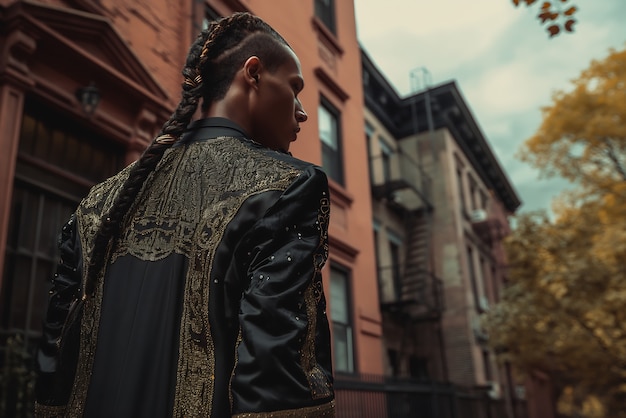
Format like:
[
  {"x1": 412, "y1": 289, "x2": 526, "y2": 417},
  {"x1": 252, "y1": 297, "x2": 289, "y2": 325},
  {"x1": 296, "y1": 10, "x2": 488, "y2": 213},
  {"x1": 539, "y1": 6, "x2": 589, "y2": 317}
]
[
  {"x1": 176, "y1": 117, "x2": 290, "y2": 155},
  {"x1": 176, "y1": 117, "x2": 249, "y2": 147}
]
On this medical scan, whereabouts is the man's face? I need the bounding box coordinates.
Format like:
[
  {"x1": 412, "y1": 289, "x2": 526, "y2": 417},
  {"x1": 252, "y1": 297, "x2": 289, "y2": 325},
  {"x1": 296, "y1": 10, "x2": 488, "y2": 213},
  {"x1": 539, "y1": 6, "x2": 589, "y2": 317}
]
[{"x1": 248, "y1": 47, "x2": 308, "y2": 152}]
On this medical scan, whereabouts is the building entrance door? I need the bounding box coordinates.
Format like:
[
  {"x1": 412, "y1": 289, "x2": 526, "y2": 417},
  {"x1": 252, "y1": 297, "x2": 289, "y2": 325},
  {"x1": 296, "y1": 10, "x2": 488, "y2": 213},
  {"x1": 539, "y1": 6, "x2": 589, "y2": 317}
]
[{"x1": 0, "y1": 101, "x2": 123, "y2": 417}]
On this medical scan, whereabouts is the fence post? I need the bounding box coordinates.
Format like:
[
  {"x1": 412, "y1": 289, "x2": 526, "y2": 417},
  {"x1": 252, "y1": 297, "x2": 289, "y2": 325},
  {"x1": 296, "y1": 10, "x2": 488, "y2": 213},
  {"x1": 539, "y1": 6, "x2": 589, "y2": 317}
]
[
  {"x1": 451, "y1": 387, "x2": 460, "y2": 418},
  {"x1": 430, "y1": 380, "x2": 439, "y2": 417}
]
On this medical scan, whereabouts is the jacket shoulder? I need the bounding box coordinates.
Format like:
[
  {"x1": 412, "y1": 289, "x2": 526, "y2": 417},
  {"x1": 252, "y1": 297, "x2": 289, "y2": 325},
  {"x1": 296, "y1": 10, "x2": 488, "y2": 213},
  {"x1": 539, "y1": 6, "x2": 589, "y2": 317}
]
[{"x1": 78, "y1": 163, "x2": 134, "y2": 215}]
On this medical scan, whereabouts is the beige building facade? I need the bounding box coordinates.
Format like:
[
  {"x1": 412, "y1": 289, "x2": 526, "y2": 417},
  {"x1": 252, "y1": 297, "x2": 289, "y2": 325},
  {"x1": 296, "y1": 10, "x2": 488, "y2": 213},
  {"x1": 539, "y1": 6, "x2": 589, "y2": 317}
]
[{"x1": 363, "y1": 49, "x2": 528, "y2": 417}]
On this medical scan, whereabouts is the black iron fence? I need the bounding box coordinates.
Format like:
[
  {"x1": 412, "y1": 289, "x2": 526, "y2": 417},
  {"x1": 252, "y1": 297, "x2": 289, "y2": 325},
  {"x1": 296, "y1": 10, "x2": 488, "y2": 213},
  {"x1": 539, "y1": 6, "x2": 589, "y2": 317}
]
[
  {"x1": 0, "y1": 333, "x2": 527, "y2": 418},
  {"x1": 335, "y1": 373, "x2": 527, "y2": 418}
]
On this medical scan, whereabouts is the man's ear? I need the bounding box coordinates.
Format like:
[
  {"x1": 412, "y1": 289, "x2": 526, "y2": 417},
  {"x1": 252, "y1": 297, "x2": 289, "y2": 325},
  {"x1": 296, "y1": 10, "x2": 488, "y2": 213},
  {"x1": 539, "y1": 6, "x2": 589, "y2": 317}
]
[{"x1": 243, "y1": 56, "x2": 263, "y2": 88}]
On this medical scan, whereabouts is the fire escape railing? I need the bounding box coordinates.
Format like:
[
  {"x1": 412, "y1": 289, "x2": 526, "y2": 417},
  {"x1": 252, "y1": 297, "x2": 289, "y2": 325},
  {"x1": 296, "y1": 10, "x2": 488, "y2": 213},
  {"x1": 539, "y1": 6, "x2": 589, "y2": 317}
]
[
  {"x1": 370, "y1": 151, "x2": 433, "y2": 212},
  {"x1": 371, "y1": 148, "x2": 442, "y2": 321},
  {"x1": 377, "y1": 265, "x2": 444, "y2": 321}
]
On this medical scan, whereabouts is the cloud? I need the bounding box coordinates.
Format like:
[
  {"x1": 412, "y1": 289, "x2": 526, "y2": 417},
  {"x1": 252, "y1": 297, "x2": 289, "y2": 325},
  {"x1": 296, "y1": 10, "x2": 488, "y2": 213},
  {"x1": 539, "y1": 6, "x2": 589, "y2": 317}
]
[
  {"x1": 516, "y1": 177, "x2": 576, "y2": 213},
  {"x1": 355, "y1": 0, "x2": 519, "y2": 39},
  {"x1": 355, "y1": 0, "x2": 626, "y2": 213},
  {"x1": 356, "y1": 0, "x2": 523, "y2": 95}
]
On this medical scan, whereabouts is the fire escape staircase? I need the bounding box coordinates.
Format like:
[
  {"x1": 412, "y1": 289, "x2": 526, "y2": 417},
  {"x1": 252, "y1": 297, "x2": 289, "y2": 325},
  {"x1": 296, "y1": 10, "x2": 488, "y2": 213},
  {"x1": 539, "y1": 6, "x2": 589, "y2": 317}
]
[
  {"x1": 382, "y1": 211, "x2": 443, "y2": 321},
  {"x1": 372, "y1": 150, "x2": 444, "y2": 321}
]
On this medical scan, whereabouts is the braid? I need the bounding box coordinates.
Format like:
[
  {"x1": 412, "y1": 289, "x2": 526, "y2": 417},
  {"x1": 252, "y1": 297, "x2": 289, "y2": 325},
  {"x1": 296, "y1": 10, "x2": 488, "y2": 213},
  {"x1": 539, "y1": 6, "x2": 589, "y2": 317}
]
[
  {"x1": 84, "y1": 30, "x2": 210, "y2": 296},
  {"x1": 198, "y1": 13, "x2": 291, "y2": 107},
  {"x1": 84, "y1": 13, "x2": 290, "y2": 297}
]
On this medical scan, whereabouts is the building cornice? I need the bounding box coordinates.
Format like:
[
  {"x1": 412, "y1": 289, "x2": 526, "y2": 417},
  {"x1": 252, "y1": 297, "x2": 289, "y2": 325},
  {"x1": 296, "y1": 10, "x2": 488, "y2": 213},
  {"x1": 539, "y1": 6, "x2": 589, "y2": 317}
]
[{"x1": 361, "y1": 48, "x2": 521, "y2": 213}]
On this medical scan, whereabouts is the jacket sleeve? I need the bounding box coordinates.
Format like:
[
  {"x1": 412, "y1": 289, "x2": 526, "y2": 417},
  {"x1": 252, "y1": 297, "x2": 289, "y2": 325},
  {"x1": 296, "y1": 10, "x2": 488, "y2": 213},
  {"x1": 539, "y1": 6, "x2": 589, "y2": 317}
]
[
  {"x1": 34, "y1": 213, "x2": 83, "y2": 417},
  {"x1": 230, "y1": 166, "x2": 335, "y2": 417}
]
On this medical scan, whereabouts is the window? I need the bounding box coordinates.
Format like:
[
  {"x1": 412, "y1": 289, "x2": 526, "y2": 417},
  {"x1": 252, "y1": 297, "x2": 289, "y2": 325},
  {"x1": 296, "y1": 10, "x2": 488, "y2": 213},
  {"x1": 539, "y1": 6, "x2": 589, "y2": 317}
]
[
  {"x1": 480, "y1": 256, "x2": 491, "y2": 303},
  {"x1": 202, "y1": 5, "x2": 221, "y2": 30},
  {"x1": 482, "y1": 350, "x2": 492, "y2": 381},
  {"x1": 387, "y1": 229, "x2": 403, "y2": 300},
  {"x1": 466, "y1": 245, "x2": 480, "y2": 310},
  {"x1": 378, "y1": 137, "x2": 393, "y2": 184},
  {"x1": 456, "y1": 167, "x2": 467, "y2": 214},
  {"x1": 365, "y1": 122, "x2": 375, "y2": 184},
  {"x1": 330, "y1": 265, "x2": 354, "y2": 373},
  {"x1": 468, "y1": 176, "x2": 477, "y2": 211},
  {"x1": 314, "y1": 0, "x2": 336, "y2": 34},
  {"x1": 492, "y1": 265, "x2": 500, "y2": 302},
  {"x1": 1, "y1": 102, "x2": 122, "y2": 348},
  {"x1": 480, "y1": 189, "x2": 489, "y2": 211},
  {"x1": 195, "y1": 5, "x2": 221, "y2": 39},
  {"x1": 388, "y1": 349, "x2": 399, "y2": 376},
  {"x1": 372, "y1": 220, "x2": 381, "y2": 269},
  {"x1": 409, "y1": 356, "x2": 430, "y2": 380},
  {"x1": 389, "y1": 241, "x2": 402, "y2": 300},
  {"x1": 18, "y1": 108, "x2": 121, "y2": 184},
  {"x1": 373, "y1": 220, "x2": 385, "y2": 304},
  {"x1": 318, "y1": 100, "x2": 344, "y2": 185}
]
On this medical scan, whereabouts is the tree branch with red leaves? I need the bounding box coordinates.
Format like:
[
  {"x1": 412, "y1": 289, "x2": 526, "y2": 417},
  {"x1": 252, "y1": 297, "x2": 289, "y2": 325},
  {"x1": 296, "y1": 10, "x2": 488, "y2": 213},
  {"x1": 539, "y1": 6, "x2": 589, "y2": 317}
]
[{"x1": 513, "y1": 0, "x2": 578, "y2": 37}]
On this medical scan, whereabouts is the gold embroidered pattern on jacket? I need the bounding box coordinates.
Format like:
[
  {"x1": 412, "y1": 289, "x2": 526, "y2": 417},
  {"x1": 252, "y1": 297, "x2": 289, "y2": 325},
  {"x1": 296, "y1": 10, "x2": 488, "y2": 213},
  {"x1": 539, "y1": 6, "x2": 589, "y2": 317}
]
[
  {"x1": 34, "y1": 402, "x2": 66, "y2": 418},
  {"x1": 233, "y1": 400, "x2": 335, "y2": 418},
  {"x1": 229, "y1": 328, "x2": 243, "y2": 411},
  {"x1": 68, "y1": 138, "x2": 300, "y2": 417},
  {"x1": 300, "y1": 193, "x2": 332, "y2": 400},
  {"x1": 67, "y1": 164, "x2": 133, "y2": 417}
]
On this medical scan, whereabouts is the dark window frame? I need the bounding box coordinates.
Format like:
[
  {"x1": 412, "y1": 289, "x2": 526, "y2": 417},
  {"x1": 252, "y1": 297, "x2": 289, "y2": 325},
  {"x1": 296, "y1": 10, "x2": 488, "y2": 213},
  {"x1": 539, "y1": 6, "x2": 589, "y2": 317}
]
[
  {"x1": 2, "y1": 100, "x2": 123, "y2": 343},
  {"x1": 456, "y1": 167, "x2": 467, "y2": 215},
  {"x1": 365, "y1": 122, "x2": 375, "y2": 185},
  {"x1": 466, "y1": 245, "x2": 481, "y2": 311},
  {"x1": 378, "y1": 137, "x2": 393, "y2": 184},
  {"x1": 314, "y1": 0, "x2": 336, "y2": 35},
  {"x1": 329, "y1": 263, "x2": 355, "y2": 374},
  {"x1": 389, "y1": 239, "x2": 402, "y2": 300},
  {"x1": 318, "y1": 97, "x2": 344, "y2": 185},
  {"x1": 387, "y1": 349, "x2": 399, "y2": 376},
  {"x1": 482, "y1": 350, "x2": 492, "y2": 381},
  {"x1": 198, "y1": 3, "x2": 222, "y2": 35},
  {"x1": 409, "y1": 355, "x2": 430, "y2": 381}
]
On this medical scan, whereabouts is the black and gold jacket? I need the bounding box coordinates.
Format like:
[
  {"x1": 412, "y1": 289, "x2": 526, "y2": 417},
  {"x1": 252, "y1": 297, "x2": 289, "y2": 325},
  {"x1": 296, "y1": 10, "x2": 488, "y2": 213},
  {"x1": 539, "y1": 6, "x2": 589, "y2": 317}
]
[{"x1": 35, "y1": 118, "x2": 335, "y2": 417}]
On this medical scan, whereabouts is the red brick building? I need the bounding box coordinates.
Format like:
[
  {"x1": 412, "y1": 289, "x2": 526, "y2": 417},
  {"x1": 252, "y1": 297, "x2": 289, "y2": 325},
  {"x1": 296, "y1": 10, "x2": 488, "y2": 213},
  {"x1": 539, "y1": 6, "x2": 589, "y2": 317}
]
[{"x1": 0, "y1": 0, "x2": 382, "y2": 415}]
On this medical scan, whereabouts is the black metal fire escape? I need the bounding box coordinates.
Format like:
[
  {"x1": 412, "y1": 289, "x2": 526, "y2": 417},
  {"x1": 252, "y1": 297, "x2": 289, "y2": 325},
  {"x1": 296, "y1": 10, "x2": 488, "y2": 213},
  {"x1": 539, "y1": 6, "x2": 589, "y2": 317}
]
[{"x1": 371, "y1": 149, "x2": 443, "y2": 321}]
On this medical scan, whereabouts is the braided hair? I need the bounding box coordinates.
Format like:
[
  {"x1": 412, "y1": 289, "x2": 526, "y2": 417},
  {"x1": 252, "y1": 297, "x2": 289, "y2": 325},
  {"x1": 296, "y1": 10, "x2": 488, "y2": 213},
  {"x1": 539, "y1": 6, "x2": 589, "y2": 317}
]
[{"x1": 84, "y1": 12, "x2": 292, "y2": 296}]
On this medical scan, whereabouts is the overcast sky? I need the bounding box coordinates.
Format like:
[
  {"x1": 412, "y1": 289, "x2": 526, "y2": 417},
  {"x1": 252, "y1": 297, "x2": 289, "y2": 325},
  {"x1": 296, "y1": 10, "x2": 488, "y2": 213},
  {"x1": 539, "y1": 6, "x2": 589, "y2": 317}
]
[{"x1": 354, "y1": 0, "x2": 626, "y2": 214}]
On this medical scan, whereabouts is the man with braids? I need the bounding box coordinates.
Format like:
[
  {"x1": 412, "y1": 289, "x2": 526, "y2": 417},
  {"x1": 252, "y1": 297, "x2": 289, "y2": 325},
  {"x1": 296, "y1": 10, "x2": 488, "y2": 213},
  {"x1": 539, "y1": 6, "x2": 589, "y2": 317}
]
[{"x1": 34, "y1": 12, "x2": 335, "y2": 418}]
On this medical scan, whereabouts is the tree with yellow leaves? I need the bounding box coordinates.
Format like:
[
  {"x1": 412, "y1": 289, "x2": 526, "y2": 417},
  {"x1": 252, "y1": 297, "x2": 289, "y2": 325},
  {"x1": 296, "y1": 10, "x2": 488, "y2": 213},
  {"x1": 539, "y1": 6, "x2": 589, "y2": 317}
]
[
  {"x1": 483, "y1": 47, "x2": 626, "y2": 417},
  {"x1": 523, "y1": 48, "x2": 626, "y2": 185}
]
